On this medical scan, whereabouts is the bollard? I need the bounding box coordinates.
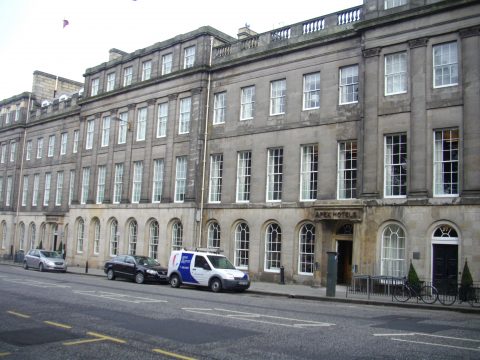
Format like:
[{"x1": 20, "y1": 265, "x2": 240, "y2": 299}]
[
  {"x1": 326, "y1": 251, "x2": 338, "y2": 297},
  {"x1": 85, "y1": 260, "x2": 89, "y2": 274},
  {"x1": 280, "y1": 266, "x2": 285, "y2": 285}
]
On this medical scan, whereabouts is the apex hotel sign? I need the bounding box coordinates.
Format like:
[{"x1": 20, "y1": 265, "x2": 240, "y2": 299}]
[{"x1": 314, "y1": 207, "x2": 363, "y2": 222}]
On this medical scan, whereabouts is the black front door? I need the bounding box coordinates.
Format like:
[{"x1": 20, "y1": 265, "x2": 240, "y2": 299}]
[
  {"x1": 337, "y1": 241, "x2": 352, "y2": 285},
  {"x1": 433, "y1": 244, "x2": 458, "y2": 291}
]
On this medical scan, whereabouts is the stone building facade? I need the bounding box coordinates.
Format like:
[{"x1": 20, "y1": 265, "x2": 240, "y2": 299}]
[{"x1": 0, "y1": 0, "x2": 479, "y2": 287}]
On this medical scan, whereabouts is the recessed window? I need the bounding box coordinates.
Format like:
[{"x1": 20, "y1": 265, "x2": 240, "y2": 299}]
[
  {"x1": 184, "y1": 46, "x2": 195, "y2": 69},
  {"x1": 179, "y1": 97, "x2": 191, "y2": 134},
  {"x1": 234, "y1": 223, "x2": 249, "y2": 269},
  {"x1": 91, "y1": 78, "x2": 99, "y2": 96},
  {"x1": 240, "y1": 86, "x2": 255, "y2": 120},
  {"x1": 96, "y1": 165, "x2": 106, "y2": 204},
  {"x1": 142, "y1": 60, "x2": 152, "y2": 81},
  {"x1": 213, "y1": 92, "x2": 226, "y2": 125},
  {"x1": 433, "y1": 42, "x2": 458, "y2": 88},
  {"x1": 299, "y1": 223, "x2": 315, "y2": 275},
  {"x1": 385, "y1": 52, "x2": 407, "y2": 95},
  {"x1": 337, "y1": 141, "x2": 357, "y2": 199},
  {"x1": 434, "y1": 128, "x2": 459, "y2": 196},
  {"x1": 270, "y1": 79, "x2": 286, "y2": 115},
  {"x1": 209, "y1": 154, "x2": 223, "y2": 203},
  {"x1": 381, "y1": 224, "x2": 406, "y2": 277},
  {"x1": 136, "y1": 108, "x2": 147, "y2": 141},
  {"x1": 152, "y1": 159, "x2": 164, "y2": 203},
  {"x1": 384, "y1": 134, "x2": 407, "y2": 197},
  {"x1": 156, "y1": 103, "x2": 168, "y2": 138},
  {"x1": 101, "y1": 116, "x2": 110, "y2": 147},
  {"x1": 131, "y1": 161, "x2": 143, "y2": 203},
  {"x1": 208, "y1": 222, "x2": 221, "y2": 249},
  {"x1": 123, "y1": 66, "x2": 133, "y2": 86},
  {"x1": 266, "y1": 148, "x2": 283, "y2": 202},
  {"x1": 265, "y1": 223, "x2": 281, "y2": 271},
  {"x1": 339, "y1": 65, "x2": 359, "y2": 104},
  {"x1": 106, "y1": 73, "x2": 115, "y2": 91},
  {"x1": 175, "y1": 156, "x2": 187, "y2": 203},
  {"x1": 162, "y1": 53, "x2": 173, "y2": 75},
  {"x1": 300, "y1": 145, "x2": 318, "y2": 201},
  {"x1": 85, "y1": 120, "x2": 94, "y2": 150},
  {"x1": 384, "y1": 0, "x2": 407, "y2": 10},
  {"x1": 113, "y1": 163, "x2": 124, "y2": 204},
  {"x1": 303, "y1": 73, "x2": 320, "y2": 110},
  {"x1": 236, "y1": 151, "x2": 251, "y2": 203}
]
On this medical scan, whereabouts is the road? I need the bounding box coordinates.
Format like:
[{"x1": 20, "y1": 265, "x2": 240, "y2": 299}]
[{"x1": 0, "y1": 266, "x2": 479, "y2": 359}]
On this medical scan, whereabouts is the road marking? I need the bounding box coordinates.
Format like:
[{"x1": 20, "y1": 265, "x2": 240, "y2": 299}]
[
  {"x1": 0, "y1": 352, "x2": 11, "y2": 357},
  {"x1": 44, "y1": 320, "x2": 72, "y2": 329},
  {"x1": 374, "y1": 332, "x2": 480, "y2": 352},
  {"x1": 182, "y1": 308, "x2": 334, "y2": 328},
  {"x1": 6, "y1": 310, "x2": 30, "y2": 318},
  {"x1": 2, "y1": 278, "x2": 70, "y2": 288},
  {"x1": 391, "y1": 338, "x2": 480, "y2": 352},
  {"x1": 73, "y1": 290, "x2": 167, "y2": 304},
  {"x1": 152, "y1": 348, "x2": 197, "y2": 360},
  {"x1": 63, "y1": 331, "x2": 126, "y2": 346}
]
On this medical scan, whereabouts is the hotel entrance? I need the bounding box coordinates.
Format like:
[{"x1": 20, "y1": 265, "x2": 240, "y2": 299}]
[{"x1": 336, "y1": 223, "x2": 353, "y2": 285}]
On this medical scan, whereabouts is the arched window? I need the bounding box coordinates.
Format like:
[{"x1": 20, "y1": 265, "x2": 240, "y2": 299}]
[
  {"x1": 93, "y1": 220, "x2": 101, "y2": 255},
  {"x1": 234, "y1": 222, "x2": 249, "y2": 269},
  {"x1": 381, "y1": 224, "x2": 406, "y2": 277},
  {"x1": 29, "y1": 223, "x2": 36, "y2": 250},
  {"x1": 1, "y1": 221, "x2": 6, "y2": 249},
  {"x1": 128, "y1": 221, "x2": 138, "y2": 255},
  {"x1": 172, "y1": 221, "x2": 183, "y2": 251},
  {"x1": 149, "y1": 221, "x2": 159, "y2": 259},
  {"x1": 299, "y1": 223, "x2": 315, "y2": 275},
  {"x1": 18, "y1": 223, "x2": 25, "y2": 250},
  {"x1": 77, "y1": 219, "x2": 85, "y2": 253},
  {"x1": 433, "y1": 225, "x2": 458, "y2": 239},
  {"x1": 207, "y1": 222, "x2": 220, "y2": 249},
  {"x1": 265, "y1": 223, "x2": 282, "y2": 271},
  {"x1": 40, "y1": 224, "x2": 46, "y2": 249},
  {"x1": 110, "y1": 220, "x2": 119, "y2": 256}
]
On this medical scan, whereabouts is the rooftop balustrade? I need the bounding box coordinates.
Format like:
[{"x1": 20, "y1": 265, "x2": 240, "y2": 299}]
[{"x1": 213, "y1": 6, "x2": 362, "y2": 63}]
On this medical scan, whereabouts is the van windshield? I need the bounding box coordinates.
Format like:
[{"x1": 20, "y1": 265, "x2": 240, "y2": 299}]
[{"x1": 207, "y1": 255, "x2": 236, "y2": 270}]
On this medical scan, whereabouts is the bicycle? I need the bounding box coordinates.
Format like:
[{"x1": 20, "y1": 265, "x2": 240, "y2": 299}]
[
  {"x1": 393, "y1": 277, "x2": 438, "y2": 304},
  {"x1": 438, "y1": 284, "x2": 480, "y2": 307}
]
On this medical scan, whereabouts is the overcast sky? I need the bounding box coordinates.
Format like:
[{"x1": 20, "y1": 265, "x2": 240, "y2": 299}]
[{"x1": 0, "y1": 0, "x2": 362, "y2": 101}]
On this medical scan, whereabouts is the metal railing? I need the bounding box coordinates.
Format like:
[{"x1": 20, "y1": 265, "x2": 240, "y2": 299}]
[{"x1": 347, "y1": 275, "x2": 403, "y2": 299}]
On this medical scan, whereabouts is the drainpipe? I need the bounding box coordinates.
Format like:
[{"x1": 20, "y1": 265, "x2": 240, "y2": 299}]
[
  {"x1": 197, "y1": 36, "x2": 214, "y2": 248},
  {"x1": 13, "y1": 93, "x2": 32, "y2": 255}
]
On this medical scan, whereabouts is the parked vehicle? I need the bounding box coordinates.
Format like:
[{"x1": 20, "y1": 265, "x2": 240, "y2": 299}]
[
  {"x1": 23, "y1": 249, "x2": 67, "y2": 272},
  {"x1": 104, "y1": 255, "x2": 168, "y2": 284},
  {"x1": 167, "y1": 249, "x2": 250, "y2": 292}
]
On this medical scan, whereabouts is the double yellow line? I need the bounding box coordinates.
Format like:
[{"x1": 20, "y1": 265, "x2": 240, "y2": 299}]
[{"x1": 5, "y1": 310, "x2": 196, "y2": 360}]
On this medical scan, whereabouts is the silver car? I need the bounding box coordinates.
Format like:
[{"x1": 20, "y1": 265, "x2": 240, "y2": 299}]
[{"x1": 23, "y1": 249, "x2": 67, "y2": 272}]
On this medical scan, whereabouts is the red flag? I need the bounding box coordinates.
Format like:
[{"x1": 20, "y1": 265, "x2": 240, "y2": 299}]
[{"x1": 63, "y1": 19, "x2": 69, "y2": 28}]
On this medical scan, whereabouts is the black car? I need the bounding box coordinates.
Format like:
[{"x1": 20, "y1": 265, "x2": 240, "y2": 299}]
[{"x1": 104, "y1": 255, "x2": 168, "y2": 284}]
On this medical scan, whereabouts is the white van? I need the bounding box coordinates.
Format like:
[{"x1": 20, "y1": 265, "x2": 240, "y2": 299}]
[{"x1": 167, "y1": 249, "x2": 250, "y2": 292}]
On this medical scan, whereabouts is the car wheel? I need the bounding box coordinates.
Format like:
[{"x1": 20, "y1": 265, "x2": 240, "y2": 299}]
[
  {"x1": 107, "y1": 269, "x2": 115, "y2": 280},
  {"x1": 135, "y1": 272, "x2": 145, "y2": 284},
  {"x1": 210, "y1": 278, "x2": 222, "y2": 293},
  {"x1": 39, "y1": 263, "x2": 44, "y2": 272},
  {"x1": 23, "y1": 261, "x2": 29, "y2": 270},
  {"x1": 170, "y1": 274, "x2": 181, "y2": 288}
]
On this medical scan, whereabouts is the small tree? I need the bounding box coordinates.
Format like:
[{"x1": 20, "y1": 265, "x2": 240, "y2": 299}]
[
  {"x1": 407, "y1": 262, "x2": 421, "y2": 291},
  {"x1": 459, "y1": 261, "x2": 473, "y2": 301}
]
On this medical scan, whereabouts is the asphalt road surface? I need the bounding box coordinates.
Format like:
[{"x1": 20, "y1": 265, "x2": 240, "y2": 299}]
[{"x1": 0, "y1": 265, "x2": 479, "y2": 359}]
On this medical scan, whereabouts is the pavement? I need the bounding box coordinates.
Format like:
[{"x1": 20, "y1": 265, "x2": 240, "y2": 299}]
[{"x1": 1, "y1": 259, "x2": 479, "y2": 313}]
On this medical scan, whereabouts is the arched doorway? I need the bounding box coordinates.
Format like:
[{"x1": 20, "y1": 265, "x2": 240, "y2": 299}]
[
  {"x1": 432, "y1": 225, "x2": 458, "y2": 289},
  {"x1": 336, "y1": 223, "x2": 353, "y2": 284}
]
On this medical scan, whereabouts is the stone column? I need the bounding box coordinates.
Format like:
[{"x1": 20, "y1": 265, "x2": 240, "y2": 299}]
[
  {"x1": 408, "y1": 38, "x2": 429, "y2": 198},
  {"x1": 122, "y1": 104, "x2": 136, "y2": 203},
  {"x1": 360, "y1": 47, "x2": 381, "y2": 199},
  {"x1": 163, "y1": 93, "x2": 178, "y2": 203},
  {"x1": 460, "y1": 27, "x2": 480, "y2": 197}
]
